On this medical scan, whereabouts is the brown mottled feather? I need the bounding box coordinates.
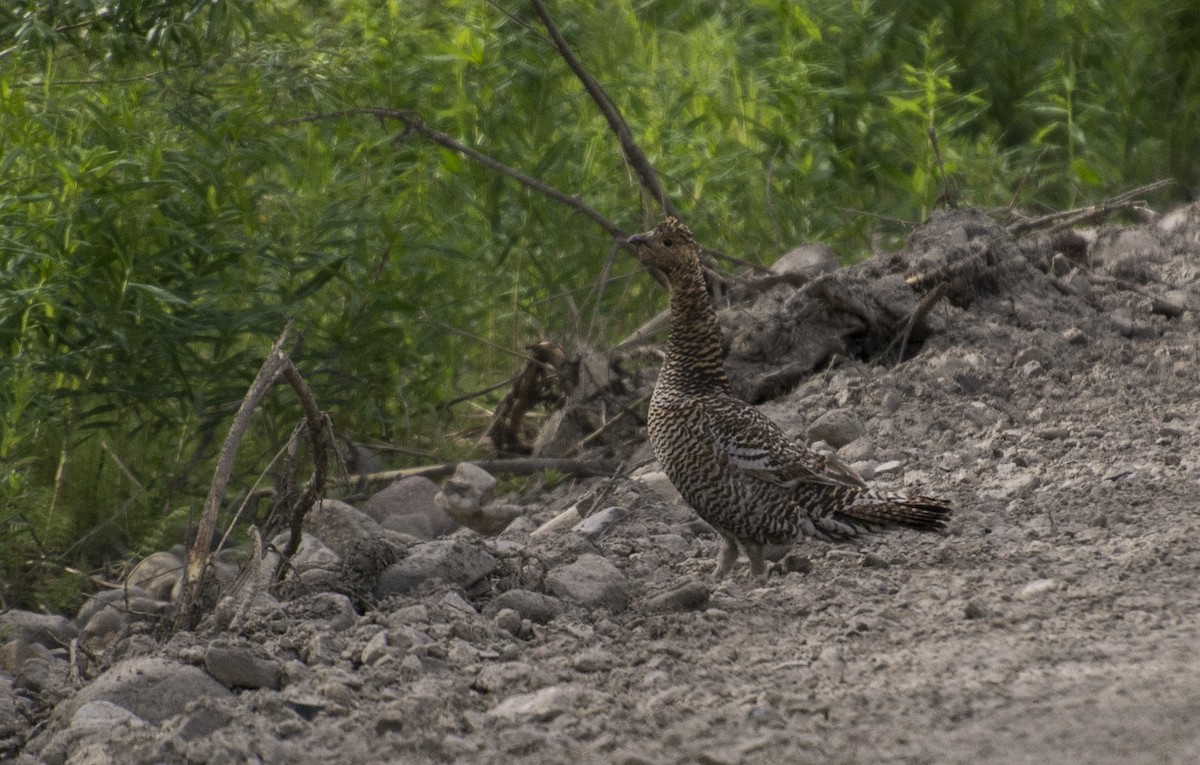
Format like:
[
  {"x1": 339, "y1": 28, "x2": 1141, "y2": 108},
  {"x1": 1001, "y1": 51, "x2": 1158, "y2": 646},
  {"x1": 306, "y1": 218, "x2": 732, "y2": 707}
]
[{"x1": 627, "y1": 217, "x2": 953, "y2": 577}]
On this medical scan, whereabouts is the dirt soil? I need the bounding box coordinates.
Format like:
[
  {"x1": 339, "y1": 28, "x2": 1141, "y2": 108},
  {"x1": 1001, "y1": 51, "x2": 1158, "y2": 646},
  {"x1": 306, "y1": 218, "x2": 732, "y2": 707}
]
[{"x1": 14, "y1": 203, "x2": 1200, "y2": 764}]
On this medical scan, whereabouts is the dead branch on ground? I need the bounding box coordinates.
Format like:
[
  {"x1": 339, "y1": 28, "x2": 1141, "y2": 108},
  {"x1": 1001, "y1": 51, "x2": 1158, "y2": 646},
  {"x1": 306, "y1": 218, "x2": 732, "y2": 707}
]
[
  {"x1": 174, "y1": 324, "x2": 293, "y2": 631},
  {"x1": 173, "y1": 323, "x2": 334, "y2": 630},
  {"x1": 1007, "y1": 179, "x2": 1173, "y2": 235}
]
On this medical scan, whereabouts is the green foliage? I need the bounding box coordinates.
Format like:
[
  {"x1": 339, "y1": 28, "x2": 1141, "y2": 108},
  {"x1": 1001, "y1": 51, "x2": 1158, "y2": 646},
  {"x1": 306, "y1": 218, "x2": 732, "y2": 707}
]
[{"x1": 1, "y1": 0, "x2": 1196, "y2": 609}]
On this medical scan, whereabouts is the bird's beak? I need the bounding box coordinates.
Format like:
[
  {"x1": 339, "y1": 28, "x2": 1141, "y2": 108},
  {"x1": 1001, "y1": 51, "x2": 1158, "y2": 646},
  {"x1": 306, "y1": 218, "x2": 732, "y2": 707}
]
[{"x1": 627, "y1": 231, "x2": 651, "y2": 246}]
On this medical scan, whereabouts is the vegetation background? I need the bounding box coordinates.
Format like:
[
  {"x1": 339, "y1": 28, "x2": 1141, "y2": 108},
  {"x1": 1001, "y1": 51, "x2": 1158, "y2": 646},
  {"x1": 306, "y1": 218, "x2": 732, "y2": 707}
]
[{"x1": 1, "y1": 0, "x2": 1197, "y2": 611}]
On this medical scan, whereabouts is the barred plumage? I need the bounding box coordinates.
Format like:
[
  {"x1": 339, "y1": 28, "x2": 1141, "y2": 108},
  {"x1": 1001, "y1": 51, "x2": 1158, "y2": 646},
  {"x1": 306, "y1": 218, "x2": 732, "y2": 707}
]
[{"x1": 627, "y1": 217, "x2": 953, "y2": 578}]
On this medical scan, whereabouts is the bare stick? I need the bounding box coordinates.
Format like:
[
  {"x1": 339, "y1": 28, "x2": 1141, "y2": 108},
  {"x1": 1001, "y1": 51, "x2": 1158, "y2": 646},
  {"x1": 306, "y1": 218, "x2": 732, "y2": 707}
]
[
  {"x1": 342, "y1": 457, "x2": 616, "y2": 487},
  {"x1": 1007, "y1": 146, "x2": 1049, "y2": 209},
  {"x1": 1008, "y1": 179, "x2": 1173, "y2": 235},
  {"x1": 928, "y1": 127, "x2": 959, "y2": 209},
  {"x1": 528, "y1": 0, "x2": 680, "y2": 219},
  {"x1": 272, "y1": 360, "x2": 333, "y2": 573},
  {"x1": 173, "y1": 323, "x2": 292, "y2": 631},
  {"x1": 585, "y1": 240, "x2": 621, "y2": 342},
  {"x1": 278, "y1": 108, "x2": 629, "y2": 240}
]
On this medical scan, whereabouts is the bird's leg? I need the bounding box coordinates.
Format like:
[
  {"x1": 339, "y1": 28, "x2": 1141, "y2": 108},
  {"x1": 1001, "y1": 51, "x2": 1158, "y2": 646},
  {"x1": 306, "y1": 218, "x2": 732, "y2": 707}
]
[
  {"x1": 744, "y1": 542, "x2": 768, "y2": 580},
  {"x1": 713, "y1": 532, "x2": 740, "y2": 579}
]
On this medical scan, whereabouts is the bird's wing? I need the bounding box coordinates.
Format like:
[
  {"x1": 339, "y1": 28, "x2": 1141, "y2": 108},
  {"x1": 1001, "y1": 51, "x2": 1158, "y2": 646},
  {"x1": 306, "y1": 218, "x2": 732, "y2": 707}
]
[{"x1": 702, "y1": 395, "x2": 868, "y2": 490}]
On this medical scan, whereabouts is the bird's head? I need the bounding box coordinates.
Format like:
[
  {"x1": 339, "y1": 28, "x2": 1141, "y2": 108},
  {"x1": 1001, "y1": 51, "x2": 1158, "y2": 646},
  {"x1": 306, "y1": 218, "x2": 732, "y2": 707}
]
[{"x1": 626, "y1": 216, "x2": 700, "y2": 272}]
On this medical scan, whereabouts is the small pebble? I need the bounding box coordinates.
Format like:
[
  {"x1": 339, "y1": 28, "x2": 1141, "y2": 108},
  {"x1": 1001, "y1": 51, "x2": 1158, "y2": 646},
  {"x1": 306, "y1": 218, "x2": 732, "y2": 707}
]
[
  {"x1": 964, "y1": 599, "x2": 992, "y2": 620},
  {"x1": 493, "y1": 608, "x2": 522, "y2": 635}
]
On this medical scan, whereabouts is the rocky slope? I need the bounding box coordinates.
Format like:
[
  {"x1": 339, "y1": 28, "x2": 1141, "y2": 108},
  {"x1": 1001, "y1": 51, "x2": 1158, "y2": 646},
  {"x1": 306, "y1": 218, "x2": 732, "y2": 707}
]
[{"x1": 4, "y1": 202, "x2": 1200, "y2": 764}]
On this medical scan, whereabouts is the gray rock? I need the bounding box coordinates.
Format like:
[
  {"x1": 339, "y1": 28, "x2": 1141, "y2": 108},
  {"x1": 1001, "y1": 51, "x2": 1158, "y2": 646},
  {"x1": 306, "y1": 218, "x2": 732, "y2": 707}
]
[
  {"x1": 264, "y1": 531, "x2": 341, "y2": 587},
  {"x1": 875, "y1": 460, "x2": 904, "y2": 477},
  {"x1": 205, "y1": 642, "x2": 282, "y2": 690},
  {"x1": 545, "y1": 554, "x2": 630, "y2": 612},
  {"x1": 644, "y1": 582, "x2": 710, "y2": 613},
  {"x1": 573, "y1": 506, "x2": 626, "y2": 539},
  {"x1": 806, "y1": 409, "x2": 866, "y2": 448},
  {"x1": 363, "y1": 475, "x2": 458, "y2": 539},
  {"x1": 381, "y1": 513, "x2": 435, "y2": 540},
  {"x1": 33, "y1": 700, "x2": 147, "y2": 765},
  {"x1": 12, "y1": 655, "x2": 70, "y2": 709},
  {"x1": 71, "y1": 700, "x2": 144, "y2": 729},
  {"x1": 374, "y1": 539, "x2": 499, "y2": 598},
  {"x1": 838, "y1": 437, "x2": 876, "y2": 463},
  {"x1": 436, "y1": 464, "x2": 521, "y2": 536},
  {"x1": 492, "y1": 608, "x2": 523, "y2": 635},
  {"x1": 79, "y1": 595, "x2": 169, "y2": 649},
  {"x1": 474, "y1": 661, "x2": 535, "y2": 693},
  {"x1": 483, "y1": 589, "x2": 565, "y2": 625},
  {"x1": 306, "y1": 499, "x2": 414, "y2": 561},
  {"x1": 632, "y1": 469, "x2": 683, "y2": 503},
  {"x1": 1110, "y1": 307, "x2": 1157, "y2": 339},
  {"x1": 283, "y1": 592, "x2": 358, "y2": 631},
  {"x1": 964, "y1": 599, "x2": 992, "y2": 619},
  {"x1": 571, "y1": 648, "x2": 616, "y2": 673},
  {"x1": 56, "y1": 656, "x2": 231, "y2": 726},
  {"x1": 0, "y1": 675, "x2": 21, "y2": 739},
  {"x1": 770, "y1": 243, "x2": 839, "y2": 277},
  {"x1": 124, "y1": 551, "x2": 183, "y2": 601},
  {"x1": 173, "y1": 700, "x2": 234, "y2": 741},
  {"x1": 1063, "y1": 327, "x2": 1088, "y2": 345},
  {"x1": 360, "y1": 630, "x2": 391, "y2": 667},
  {"x1": 530, "y1": 505, "x2": 582, "y2": 537},
  {"x1": 0, "y1": 609, "x2": 78, "y2": 648},
  {"x1": 0, "y1": 638, "x2": 54, "y2": 673},
  {"x1": 487, "y1": 684, "x2": 580, "y2": 722}
]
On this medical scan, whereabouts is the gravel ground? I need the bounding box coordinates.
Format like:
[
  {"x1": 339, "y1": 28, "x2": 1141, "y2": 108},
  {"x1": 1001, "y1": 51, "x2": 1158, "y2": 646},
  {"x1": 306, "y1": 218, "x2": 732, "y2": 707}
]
[{"x1": 8, "y1": 203, "x2": 1200, "y2": 764}]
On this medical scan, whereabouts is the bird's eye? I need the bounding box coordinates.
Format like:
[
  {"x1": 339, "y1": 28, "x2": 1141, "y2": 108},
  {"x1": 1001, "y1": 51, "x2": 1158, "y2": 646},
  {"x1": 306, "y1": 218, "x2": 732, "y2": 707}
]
[{"x1": 663, "y1": 238, "x2": 674, "y2": 247}]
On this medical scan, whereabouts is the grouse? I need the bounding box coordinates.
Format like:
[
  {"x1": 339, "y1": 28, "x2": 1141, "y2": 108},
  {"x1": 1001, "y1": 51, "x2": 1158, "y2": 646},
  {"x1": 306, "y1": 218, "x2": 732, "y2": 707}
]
[{"x1": 627, "y1": 217, "x2": 952, "y2": 578}]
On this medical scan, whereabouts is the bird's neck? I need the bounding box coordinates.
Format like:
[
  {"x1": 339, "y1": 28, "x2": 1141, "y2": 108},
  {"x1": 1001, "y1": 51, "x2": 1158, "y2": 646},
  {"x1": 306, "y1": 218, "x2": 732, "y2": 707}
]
[{"x1": 660, "y1": 259, "x2": 731, "y2": 394}]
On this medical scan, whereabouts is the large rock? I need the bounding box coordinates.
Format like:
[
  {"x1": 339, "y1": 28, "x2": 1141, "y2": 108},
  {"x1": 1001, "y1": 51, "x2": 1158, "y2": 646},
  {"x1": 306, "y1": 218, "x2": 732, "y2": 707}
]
[
  {"x1": 374, "y1": 539, "x2": 499, "y2": 598},
  {"x1": 771, "y1": 243, "x2": 839, "y2": 277},
  {"x1": 435, "y1": 463, "x2": 520, "y2": 535},
  {"x1": 545, "y1": 554, "x2": 630, "y2": 612},
  {"x1": 482, "y1": 589, "x2": 565, "y2": 625},
  {"x1": 54, "y1": 656, "x2": 231, "y2": 726},
  {"x1": 0, "y1": 609, "x2": 78, "y2": 648},
  {"x1": 124, "y1": 551, "x2": 183, "y2": 601},
  {"x1": 305, "y1": 499, "x2": 414, "y2": 560},
  {"x1": 77, "y1": 594, "x2": 169, "y2": 650},
  {"x1": 806, "y1": 409, "x2": 866, "y2": 448},
  {"x1": 363, "y1": 475, "x2": 458, "y2": 539},
  {"x1": 205, "y1": 642, "x2": 282, "y2": 690}
]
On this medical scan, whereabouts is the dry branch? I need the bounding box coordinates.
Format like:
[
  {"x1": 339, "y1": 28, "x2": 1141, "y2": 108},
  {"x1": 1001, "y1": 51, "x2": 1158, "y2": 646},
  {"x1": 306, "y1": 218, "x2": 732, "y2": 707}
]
[
  {"x1": 529, "y1": 0, "x2": 680, "y2": 219},
  {"x1": 277, "y1": 108, "x2": 629, "y2": 240},
  {"x1": 174, "y1": 323, "x2": 293, "y2": 631},
  {"x1": 1007, "y1": 179, "x2": 1173, "y2": 235},
  {"x1": 343, "y1": 457, "x2": 616, "y2": 487}
]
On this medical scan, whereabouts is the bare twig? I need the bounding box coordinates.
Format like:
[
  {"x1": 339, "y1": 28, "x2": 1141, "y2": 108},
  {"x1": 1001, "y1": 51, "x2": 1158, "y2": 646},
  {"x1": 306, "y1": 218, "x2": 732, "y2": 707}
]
[
  {"x1": 277, "y1": 108, "x2": 629, "y2": 240},
  {"x1": 1007, "y1": 179, "x2": 1173, "y2": 235},
  {"x1": 99, "y1": 441, "x2": 145, "y2": 492},
  {"x1": 528, "y1": 0, "x2": 680, "y2": 220},
  {"x1": 890, "y1": 282, "x2": 948, "y2": 362},
  {"x1": 571, "y1": 394, "x2": 650, "y2": 454},
  {"x1": 174, "y1": 323, "x2": 293, "y2": 632},
  {"x1": 928, "y1": 127, "x2": 959, "y2": 209},
  {"x1": 1007, "y1": 146, "x2": 1050, "y2": 209},
  {"x1": 585, "y1": 240, "x2": 621, "y2": 342},
  {"x1": 270, "y1": 361, "x2": 333, "y2": 576},
  {"x1": 341, "y1": 457, "x2": 616, "y2": 487}
]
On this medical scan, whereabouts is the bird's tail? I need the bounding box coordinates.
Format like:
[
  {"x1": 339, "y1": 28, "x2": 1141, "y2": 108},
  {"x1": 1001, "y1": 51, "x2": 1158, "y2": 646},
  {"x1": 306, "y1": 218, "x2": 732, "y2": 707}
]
[{"x1": 841, "y1": 490, "x2": 953, "y2": 532}]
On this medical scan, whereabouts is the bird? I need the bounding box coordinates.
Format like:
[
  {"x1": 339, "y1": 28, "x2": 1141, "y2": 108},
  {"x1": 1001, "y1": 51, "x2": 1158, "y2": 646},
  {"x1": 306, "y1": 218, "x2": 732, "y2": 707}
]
[{"x1": 626, "y1": 216, "x2": 952, "y2": 578}]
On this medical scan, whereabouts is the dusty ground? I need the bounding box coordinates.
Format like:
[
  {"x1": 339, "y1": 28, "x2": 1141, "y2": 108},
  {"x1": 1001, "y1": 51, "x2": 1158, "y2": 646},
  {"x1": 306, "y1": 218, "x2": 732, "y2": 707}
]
[{"x1": 11, "y1": 203, "x2": 1200, "y2": 764}]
